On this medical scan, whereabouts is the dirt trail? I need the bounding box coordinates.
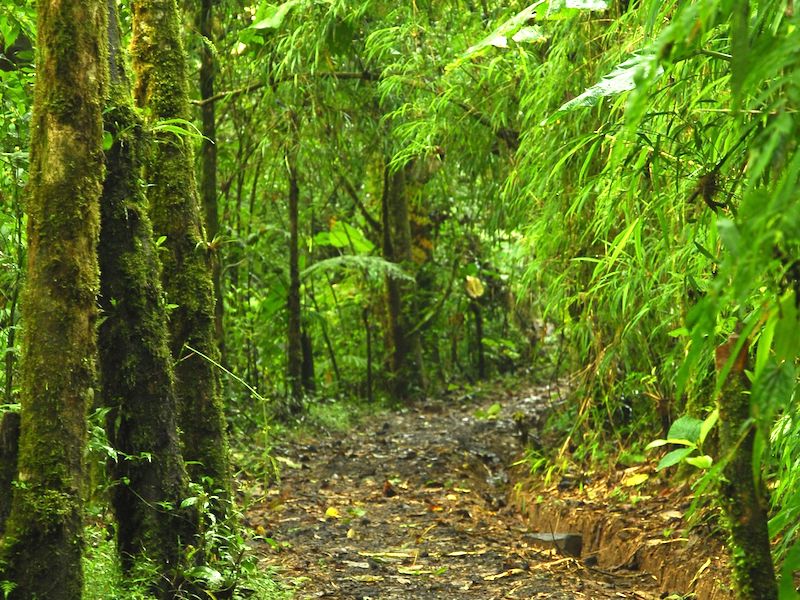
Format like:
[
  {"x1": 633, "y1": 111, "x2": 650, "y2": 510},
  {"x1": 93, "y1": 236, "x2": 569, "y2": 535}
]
[{"x1": 247, "y1": 384, "x2": 662, "y2": 599}]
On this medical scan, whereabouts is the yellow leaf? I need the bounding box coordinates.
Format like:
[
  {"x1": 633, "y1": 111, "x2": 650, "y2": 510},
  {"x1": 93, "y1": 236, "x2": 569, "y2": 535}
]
[
  {"x1": 465, "y1": 276, "x2": 485, "y2": 299},
  {"x1": 622, "y1": 473, "x2": 649, "y2": 487},
  {"x1": 325, "y1": 507, "x2": 341, "y2": 519}
]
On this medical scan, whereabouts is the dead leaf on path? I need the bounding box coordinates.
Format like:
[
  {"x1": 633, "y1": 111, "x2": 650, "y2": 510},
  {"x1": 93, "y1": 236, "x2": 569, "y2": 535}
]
[
  {"x1": 342, "y1": 560, "x2": 370, "y2": 569},
  {"x1": 397, "y1": 565, "x2": 437, "y2": 575},
  {"x1": 658, "y1": 510, "x2": 683, "y2": 521},
  {"x1": 690, "y1": 557, "x2": 712, "y2": 586},
  {"x1": 359, "y1": 550, "x2": 417, "y2": 561},
  {"x1": 348, "y1": 575, "x2": 384, "y2": 582},
  {"x1": 483, "y1": 568, "x2": 525, "y2": 581},
  {"x1": 383, "y1": 480, "x2": 397, "y2": 497},
  {"x1": 324, "y1": 506, "x2": 340, "y2": 519},
  {"x1": 645, "y1": 537, "x2": 688, "y2": 546},
  {"x1": 274, "y1": 456, "x2": 302, "y2": 469},
  {"x1": 447, "y1": 549, "x2": 489, "y2": 557},
  {"x1": 622, "y1": 473, "x2": 649, "y2": 487}
]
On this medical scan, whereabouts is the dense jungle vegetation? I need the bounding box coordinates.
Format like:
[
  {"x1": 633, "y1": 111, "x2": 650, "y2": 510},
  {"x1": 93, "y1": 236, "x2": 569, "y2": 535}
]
[{"x1": 1, "y1": 0, "x2": 799, "y2": 598}]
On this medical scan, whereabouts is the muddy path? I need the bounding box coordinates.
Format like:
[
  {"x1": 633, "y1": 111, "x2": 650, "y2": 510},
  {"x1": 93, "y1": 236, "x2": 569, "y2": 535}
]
[{"x1": 247, "y1": 384, "x2": 662, "y2": 599}]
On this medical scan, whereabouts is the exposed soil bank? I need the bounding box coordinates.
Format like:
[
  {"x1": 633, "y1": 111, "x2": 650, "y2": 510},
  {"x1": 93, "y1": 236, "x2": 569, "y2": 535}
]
[{"x1": 513, "y1": 482, "x2": 731, "y2": 599}]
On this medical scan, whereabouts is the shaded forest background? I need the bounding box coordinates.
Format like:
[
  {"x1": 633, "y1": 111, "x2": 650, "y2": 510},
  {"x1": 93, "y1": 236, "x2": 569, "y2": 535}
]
[{"x1": 1, "y1": 0, "x2": 800, "y2": 598}]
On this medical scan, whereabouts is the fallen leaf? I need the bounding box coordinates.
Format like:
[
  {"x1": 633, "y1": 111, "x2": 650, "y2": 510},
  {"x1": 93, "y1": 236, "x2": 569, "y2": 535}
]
[
  {"x1": 325, "y1": 507, "x2": 341, "y2": 519},
  {"x1": 622, "y1": 473, "x2": 649, "y2": 487},
  {"x1": 274, "y1": 456, "x2": 302, "y2": 469},
  {"x1": 398, "y1": 565, "x2": 436, "y2": 575},
  {"x1": 483, "y1": 568, "x2": 525, "y2": 581},
  {"x1": 383, "y1": 481, "x2": 397, "y2": 497},
  {"x1": 658, "y1": 510, "x2": 683, "y2": 521},
  {"x1": 342, "y1": 560, "x2": 370, "y2": 569},
  {"x1": 349, "y1": 575, "x2": 383, "y2": 582}
]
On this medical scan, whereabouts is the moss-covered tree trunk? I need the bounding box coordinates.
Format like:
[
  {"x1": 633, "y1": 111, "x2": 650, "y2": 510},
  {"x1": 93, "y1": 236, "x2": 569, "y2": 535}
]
[
  {"x1": 715, "y1": 334, "x2": 777, "y2": 600},
  {"x1": 131, "y1": 0, "x2": 230, "y2": 495},
  {"x1": 286, "y1": 141, "x2": 303, "y2": 411},
  {"x1": 98, "y1": 0, "x2": 191, "y2": 587},
  {"x1": 198, "y1": 0, "x2": 225, "y2": 362},
  {"x1": 0, "y1": 0, "x2": 106, "y2": 596},
  {"x1": 382, "y1": 164, "x2": 425, "y2": 400}
]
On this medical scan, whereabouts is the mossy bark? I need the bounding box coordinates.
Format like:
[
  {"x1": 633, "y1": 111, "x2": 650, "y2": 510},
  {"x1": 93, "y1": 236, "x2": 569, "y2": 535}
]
[
  {"x1": 131, "y1": 0, "x2": 230, "y2": 495},
  {"x1": 716, "y1": 335, "x2": 777, "y2": 600},
  {"x1": 98, "y1": 0, "x2": 192, "y2": 587},
  {"x1": 0, "y1": 0, "x2": 106, "y2": 596},
  {"x1": 198, "y1": 0, "x2": 225, "y2": 362},
  {"x1": 382, "y1": 165, "x2": 425, "y2": 400}
]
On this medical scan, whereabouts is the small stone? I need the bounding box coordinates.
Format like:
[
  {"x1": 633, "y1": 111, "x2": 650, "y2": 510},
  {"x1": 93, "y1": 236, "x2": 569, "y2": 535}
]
[{"x1": 524, "y1": 532, "x2": 583, "y2": 557}]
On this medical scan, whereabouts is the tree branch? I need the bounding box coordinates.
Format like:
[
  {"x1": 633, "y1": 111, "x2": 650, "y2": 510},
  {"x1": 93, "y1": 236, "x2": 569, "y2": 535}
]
[{"x1": 192, "y1": 70, "x2": 381, "y2": 107}]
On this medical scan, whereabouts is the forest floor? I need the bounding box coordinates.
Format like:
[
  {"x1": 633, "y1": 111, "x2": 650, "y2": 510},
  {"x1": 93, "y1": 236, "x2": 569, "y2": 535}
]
[{"x1": 244, "y1": 382, "x2": 672, "y2": 599}]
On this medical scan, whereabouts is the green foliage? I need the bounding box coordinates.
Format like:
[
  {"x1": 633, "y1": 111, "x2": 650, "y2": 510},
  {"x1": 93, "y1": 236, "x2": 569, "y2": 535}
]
[{"x1": 647, "y1": 412, "x2": 717, "y2": 471}]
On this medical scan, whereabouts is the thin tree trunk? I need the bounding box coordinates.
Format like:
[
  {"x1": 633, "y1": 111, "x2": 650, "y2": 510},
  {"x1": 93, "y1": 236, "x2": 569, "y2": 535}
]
[
  {"x1": 363, "y1": 307, "x2": 373, "y2": 403},
  {"x1": 0, "y1": 0, "x2": 106, "y2": 595},
  {"x1": 382, "y1": 164, "x2": 424, "y2": 400},
  {"x1": 98, "y1": 0, "x2": 192, "y2": 587},
  {"x1": 301, "y1": 329, "x2": 316, "y2": 394},
  {"x1": 470, "y1": 300, "x2": 486, "y2": 379},
  {"x1": 286, "y1": 138, "x2": 303, "y2": 411},
  {"x1": 131, "y1": 0, "x2": 230, "y2": 498},
  {"x1": 198, "y1": 0, "x2": 225, "y2": 363},
  {"x1": 0, "y1": 412, "x2": 19, "y2": 534},
  {"x1": 715, "y1": 334, "x2": 777, "y2": 600}
]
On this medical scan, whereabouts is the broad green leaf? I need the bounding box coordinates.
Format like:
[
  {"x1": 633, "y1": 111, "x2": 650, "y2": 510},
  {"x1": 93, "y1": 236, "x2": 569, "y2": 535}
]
[
  {"x1": 186, "y1": 565, "x2": 224, "y2": 588},
  {"x1": 685, "y1": 455, "x2": 713, "y2": 469},
  {"x1": 448, "y1": 1, "x2": 545, "y2": 70},
  {"x1": 657, "y1": 447, "x2": 695, "y2": 471},
  {"x1": 328, "y1": 221, "x2": 374, "y2": 253},
  {"x1": 716, "y1": 218, "x2": 742, "y2": 259},
  {"x1": 667, "y1": 415, "x2": 703, "y2": 444},
  {"x1": 543, "y1": 53, "x2": 662, "y2": 125},
  {"x1": 699, "y1": 409, "x2": 718, "y2": 445},
  {"x1": 251, "y1": 0, "x2": 301, "y2": 30}
]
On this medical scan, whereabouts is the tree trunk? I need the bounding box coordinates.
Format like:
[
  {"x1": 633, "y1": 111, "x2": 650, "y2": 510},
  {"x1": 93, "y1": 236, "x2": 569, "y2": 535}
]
[
  {"x1": 0, "y1": 0, "x2": 106, "y2": 596},
  {"x1": 382, "y1": 164, "x2": 424, "y2": 400},
  {"x1": 469, "y1": 300, "x2": 486, "y2": 379},
  {"x1": 301, "y1": 329, "x2": 316, "y2": 394},
  {"x1": 286, "y1": 143, "x2": 303, "y2": 411},
  {"x1": 98, "y1": 0, "x2": 192, "y2": 587},
  {"x1": 131, "y1": 0, "x2": 230, "y2": 496},
  {"x1": 715, "y1": 334, "x2": 778, "y2": 600},
  {"x1": 198, "y1": 0, "x2": 225, "y2": 363},
  {"x1": 0, "y1": 412, "x2": 19, "y2": 535}
]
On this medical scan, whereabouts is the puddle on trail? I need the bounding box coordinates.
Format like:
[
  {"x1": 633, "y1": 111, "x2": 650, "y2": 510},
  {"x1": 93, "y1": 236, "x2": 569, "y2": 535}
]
[{"x1": 246, "y1": 385, "x2": 662, "y2": 599}]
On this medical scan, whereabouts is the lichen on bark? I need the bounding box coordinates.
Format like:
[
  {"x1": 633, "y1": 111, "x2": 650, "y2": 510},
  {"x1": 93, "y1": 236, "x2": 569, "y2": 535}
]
[{"x1": 0, "y1": 0, "x2": 107, "y2": 596}]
